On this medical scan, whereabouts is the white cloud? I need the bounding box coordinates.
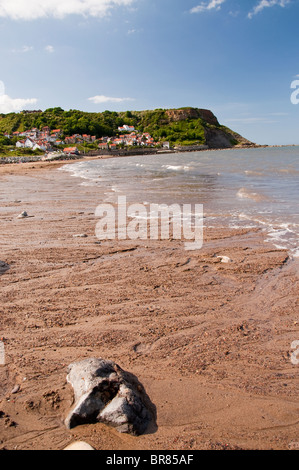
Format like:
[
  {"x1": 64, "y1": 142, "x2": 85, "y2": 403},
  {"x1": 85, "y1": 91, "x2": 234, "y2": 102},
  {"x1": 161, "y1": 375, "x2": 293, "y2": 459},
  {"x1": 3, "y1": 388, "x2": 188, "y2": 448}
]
[
  {"x1": 88, "y1": 95, "x2": 135, "y2": 104},
  {"x1": 21, "y1": 45, "x2": 34, "y2": 53},
  {"x1": 190, "y1": 0, "x2": 226, "y2": 14},
  {"x1": 45, "y1": 45, "x2": 54, "y2": 53},
  {"x1": 0, "y1": 0, "x2": 136, "y2": 21},
  {"x1": 127, "y1": 28, "x2": 142, "y2": 35},
  {"x1": 248, "y1": 0, "x2": 290, "y2": 19},
  {"x1": 12, "y1": 45, "x2": 34, "y2": 53},
  {"x1": 0, "y1": 81, "x2": 37, "y2": 114}
]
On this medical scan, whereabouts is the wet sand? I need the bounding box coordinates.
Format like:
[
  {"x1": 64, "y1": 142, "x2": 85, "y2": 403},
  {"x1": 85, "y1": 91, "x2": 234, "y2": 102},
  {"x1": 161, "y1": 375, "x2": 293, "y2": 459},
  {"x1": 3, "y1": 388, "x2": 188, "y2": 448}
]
[{"x1": 0, "y1": 159, "x2": 298, "y2": 450}]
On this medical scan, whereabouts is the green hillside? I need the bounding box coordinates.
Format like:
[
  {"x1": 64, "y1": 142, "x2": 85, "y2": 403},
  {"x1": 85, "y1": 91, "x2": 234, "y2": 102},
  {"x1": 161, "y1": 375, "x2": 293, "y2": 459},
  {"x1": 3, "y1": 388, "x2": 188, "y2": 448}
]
[{"x1": 0, "y1": 106, "x2": 254, "y2": 149}]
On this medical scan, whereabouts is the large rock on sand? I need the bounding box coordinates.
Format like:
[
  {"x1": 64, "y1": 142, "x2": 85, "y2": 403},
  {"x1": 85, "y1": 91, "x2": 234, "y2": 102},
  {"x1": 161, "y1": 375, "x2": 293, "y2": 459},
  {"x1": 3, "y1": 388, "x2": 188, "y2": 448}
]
[
  {"x1": 0, "y1": 261, "x2": 9, "y2": 275},
  {"x1": 65, "y1": 358, "x2": 155, "y2": 436},
  {"x1": 64, "y1": 441, "x2": 95, "y2": 451}
]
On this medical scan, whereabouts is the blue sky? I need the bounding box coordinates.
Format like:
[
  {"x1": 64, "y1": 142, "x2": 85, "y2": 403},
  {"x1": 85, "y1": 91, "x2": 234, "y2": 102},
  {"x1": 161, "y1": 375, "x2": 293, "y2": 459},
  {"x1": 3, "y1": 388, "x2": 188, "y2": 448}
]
[{"x1": 0, "y1": 0, "x2": 298, "y2": 145}]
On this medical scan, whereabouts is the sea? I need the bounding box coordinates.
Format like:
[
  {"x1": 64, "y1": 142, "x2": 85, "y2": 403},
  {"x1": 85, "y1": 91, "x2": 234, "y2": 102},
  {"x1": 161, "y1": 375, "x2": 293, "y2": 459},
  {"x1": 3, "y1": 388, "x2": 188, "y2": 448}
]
[{"x1": 61, "y1": 146, "x2": 299, "y2": 258}]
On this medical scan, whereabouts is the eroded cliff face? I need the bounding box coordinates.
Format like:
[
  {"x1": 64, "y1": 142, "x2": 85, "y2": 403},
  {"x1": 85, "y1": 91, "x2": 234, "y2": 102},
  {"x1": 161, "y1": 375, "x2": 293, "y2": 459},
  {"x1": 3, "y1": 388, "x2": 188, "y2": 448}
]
[
  {"x1": 204, "y1": 128, "x2": 233, "y2": 149},
  {"x1": 165, "y1": 108, "x2": 219, "y2": 127},
  {"x1": 204, "y1": 127, "x2": 256, "y2": 149}
]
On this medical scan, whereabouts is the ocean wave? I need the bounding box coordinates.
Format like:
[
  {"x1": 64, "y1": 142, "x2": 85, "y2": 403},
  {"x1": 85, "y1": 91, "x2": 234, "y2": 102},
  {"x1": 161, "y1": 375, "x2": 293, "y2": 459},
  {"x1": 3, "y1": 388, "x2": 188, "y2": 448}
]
[
  {"x1": 244, "y1": 170, "x2": 264, "y2": 176},
  {"x1": 236, "y1": 213, "x2": 299, "y2": 257},
  {"x1": 237, "y1": 187, "x2": 269, "y2": 202},
  {"x1": 162, "y1": 165, "x2": 191, "y2": 171}
]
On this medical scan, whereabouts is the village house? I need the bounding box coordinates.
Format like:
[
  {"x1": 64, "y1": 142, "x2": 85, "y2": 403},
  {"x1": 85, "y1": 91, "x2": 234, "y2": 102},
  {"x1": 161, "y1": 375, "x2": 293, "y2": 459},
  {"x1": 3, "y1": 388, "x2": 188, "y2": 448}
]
[
  {"x1": 16, "y1": 137, "x2": 51, "y2": 152},
  {"x1": 16, "y1": 138, "x2": 30, "y2": 149},
  {"x1": 65, "y1": 134, "x2": 85, "y2": 144},
  {"x1": 65, "y1": 136, "x2": 76, "y2": 144},
  {"x1": 98, "y1": 143, "x2": 109, "y2": 150},
  {"x1": 118, "y1": 125, "x2": 135, "y2": 132},
  {"x1": 15, "y1": 140, "x2": 26, "y2": 148},
  {"x1": 11, "y1": 122, "x2": 160, "y2": 155},
  {"x1": 51, "y1": 129, "x2": 62, "y2": 137},
  {"x1": 63, "y1": 147, "x2": 79, "y2": 155},
  {"x1": 32, "y1": 141, "x2": 50, "y2": 152},
  {"x1": 50, "y1": 129, "x2": 62, "y2": 141},
  {"x1": 42, "y1": 126, "x2": 50, "y2": 136}
]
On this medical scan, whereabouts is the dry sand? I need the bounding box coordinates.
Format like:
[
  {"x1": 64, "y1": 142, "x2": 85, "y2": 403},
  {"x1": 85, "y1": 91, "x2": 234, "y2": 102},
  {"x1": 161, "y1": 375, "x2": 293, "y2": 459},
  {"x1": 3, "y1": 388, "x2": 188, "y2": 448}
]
[{"x1": 0, "y1": 159, "x2": 298, "y2": 450}]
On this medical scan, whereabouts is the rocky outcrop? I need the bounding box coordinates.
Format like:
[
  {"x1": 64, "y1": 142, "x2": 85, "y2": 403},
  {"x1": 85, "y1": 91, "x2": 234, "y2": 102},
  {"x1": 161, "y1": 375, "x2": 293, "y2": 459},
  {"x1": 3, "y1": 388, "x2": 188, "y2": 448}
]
[
  {"x1": 166, "y1": 108, "x2": 219, "y2": 126},
  {"x1": 204, "y1": 128, "x2": 234, "y2": 149},
  {"x1": 65, "y1": 358, "x2": 156, "y2": 436},
  {"x1": 205, "y1": 127, "x2": 256, "y2": 149}
]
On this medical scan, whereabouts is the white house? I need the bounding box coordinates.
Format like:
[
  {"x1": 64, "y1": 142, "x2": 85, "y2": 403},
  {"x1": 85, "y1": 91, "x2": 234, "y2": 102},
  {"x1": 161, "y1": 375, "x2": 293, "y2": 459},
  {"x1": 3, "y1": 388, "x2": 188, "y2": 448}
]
[
  {"x1": 16, "y1": 140, "x2": 26, "y2": 148},
  {"x1": 16, "y1": 138, "x2": 35, "y2": 148},
  {"x1": 16, "y1": 138, "x2": 47, "y2": 151},
  {"x1": 33, "y1": 142, "x2": 47, "y2": 152},
  {"x1": 24, "y1": 138, "x2": 35, "y2": 149},
  {"x1": 118, "y1": 125, "x2": 135, "y2": 132}
]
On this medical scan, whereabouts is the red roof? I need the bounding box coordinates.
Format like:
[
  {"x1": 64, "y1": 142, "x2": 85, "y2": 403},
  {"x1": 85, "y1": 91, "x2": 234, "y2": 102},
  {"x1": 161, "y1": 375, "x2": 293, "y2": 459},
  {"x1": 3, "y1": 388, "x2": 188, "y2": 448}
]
[{"x1": 64, "y1": 147, "x2": 78, "y2": 152}]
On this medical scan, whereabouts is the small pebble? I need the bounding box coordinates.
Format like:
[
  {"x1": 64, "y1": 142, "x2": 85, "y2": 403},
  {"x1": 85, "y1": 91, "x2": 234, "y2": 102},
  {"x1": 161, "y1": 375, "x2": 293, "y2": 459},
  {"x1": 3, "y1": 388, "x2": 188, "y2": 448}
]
[
  {"x1": 11, "y1": 385, "x2": 20, "y2": 394},
  {"x1": 17, "y1": 211, "x2": 28, "y2": 219},
  {"x1": 217, "y1": 256, "x2": 232, "y2": 263}
]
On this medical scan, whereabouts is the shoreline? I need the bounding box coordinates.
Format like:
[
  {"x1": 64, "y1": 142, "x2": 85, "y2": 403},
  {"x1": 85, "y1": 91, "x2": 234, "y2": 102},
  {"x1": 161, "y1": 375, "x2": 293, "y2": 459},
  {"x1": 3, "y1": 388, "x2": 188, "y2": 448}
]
[
  {"x1": 0, "y1": 158, "x2": 298, "y2": 450},
  {"x1": 0, "y1": 143, "x2": 266, "y2": 169},
  {"x1": 0, "y1": 142, "x2": 298, "y2": 176}
]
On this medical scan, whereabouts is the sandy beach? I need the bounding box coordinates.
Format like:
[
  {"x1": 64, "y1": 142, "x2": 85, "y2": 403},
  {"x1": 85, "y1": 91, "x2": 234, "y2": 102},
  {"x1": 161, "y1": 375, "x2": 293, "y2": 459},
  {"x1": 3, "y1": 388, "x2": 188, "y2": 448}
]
[{"x1": 0, "y1": 158, "x2": 298, "y2": 450}]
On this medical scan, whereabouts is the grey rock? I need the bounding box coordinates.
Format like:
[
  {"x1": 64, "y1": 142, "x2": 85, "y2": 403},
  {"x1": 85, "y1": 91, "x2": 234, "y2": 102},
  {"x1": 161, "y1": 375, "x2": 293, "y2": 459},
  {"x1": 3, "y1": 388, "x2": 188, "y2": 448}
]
[
  {"x1": 73, "y1": 233, "x2": 88, "y2": 238},
  {"x1": 0, "y1": 261, "x2": 9, "y2": 275},
  {"x1": 17, "y1": 211, "x2": 28, "y2": 219},
  {"x1": 65, "y1": 358, "x2": 155, "y2": 436}
]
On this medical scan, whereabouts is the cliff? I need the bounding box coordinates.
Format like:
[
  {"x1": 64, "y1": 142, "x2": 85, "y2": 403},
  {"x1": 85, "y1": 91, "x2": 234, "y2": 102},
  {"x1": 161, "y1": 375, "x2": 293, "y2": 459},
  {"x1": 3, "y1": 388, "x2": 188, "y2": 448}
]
[
  {"x1": 136, "y1": 107, "x2": 255, "y2": 149},
  {"x1": 0, "y1": 106, "x2": 256, "y2": 150}
]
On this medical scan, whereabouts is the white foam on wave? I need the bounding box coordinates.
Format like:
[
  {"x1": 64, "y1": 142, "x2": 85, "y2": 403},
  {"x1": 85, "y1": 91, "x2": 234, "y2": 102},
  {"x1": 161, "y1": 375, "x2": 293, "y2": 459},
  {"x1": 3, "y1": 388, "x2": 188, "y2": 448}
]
[
  {"x1": 237, "y1": 187, "x2": 269, "y2": 202},
  {"x1": 235, "y1": 213, "x2": 299, "y2": 257},
  {"x1": 162, "y1": 165, "x2": 191, "y2": 171},
  {"x1": 60, "y1": 163, "x2": 99, "y2": 184},
  {"x1": 244, "y1": 170, "x2": 264, "y2": 177}
]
